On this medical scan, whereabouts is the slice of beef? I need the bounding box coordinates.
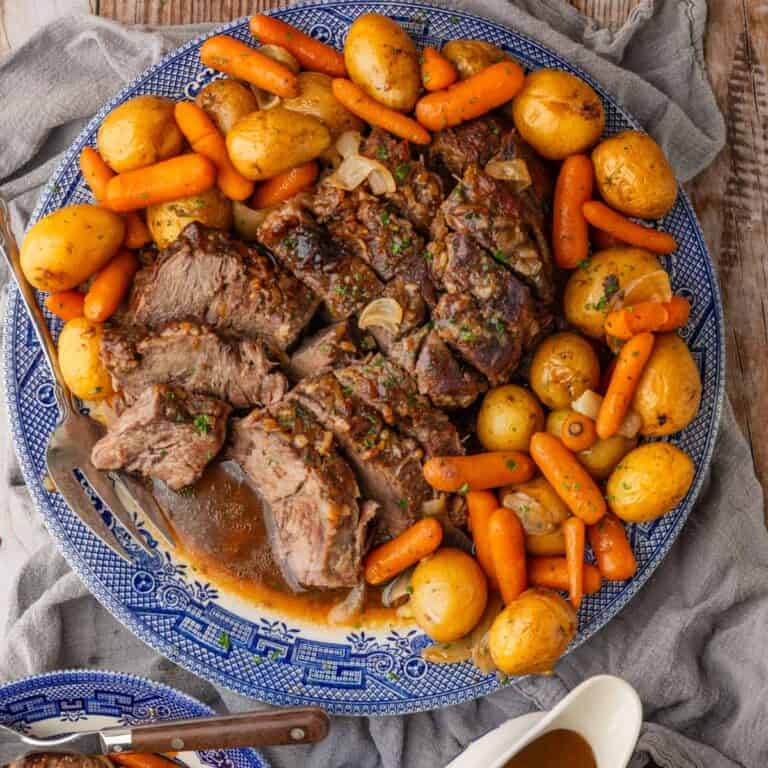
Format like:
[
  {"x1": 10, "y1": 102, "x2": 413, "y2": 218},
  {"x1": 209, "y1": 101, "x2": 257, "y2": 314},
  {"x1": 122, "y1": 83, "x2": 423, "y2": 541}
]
[
  {"x1": 288, "y1": 320, "x2": 372, "y2": 380},
  {"x1": 257, "y1": 202, "x2": 383, "y2": 320},
  {"x1": 290, "y1": 373, "x2": 432, "y2": 540},
  {"x1": 229, "y1": 401, "x2": 375, "y2": 588},
  {"x1": 126, "y1": 223, "x2": 319, "y2": 350},
  {"x1": 101, "y1": 322, "x2": 287, "y2": 409},
  {"x1": 91, "y1": 385, "x2": 229, "y2": 491},
  {"x1": 428, "y1": 115, "x2": 507, "y2": 178}
]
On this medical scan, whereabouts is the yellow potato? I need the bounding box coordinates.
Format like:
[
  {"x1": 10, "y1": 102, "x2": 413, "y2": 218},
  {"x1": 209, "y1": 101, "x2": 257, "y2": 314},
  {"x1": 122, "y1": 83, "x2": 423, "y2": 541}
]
[
  {"x1": 607, "y1": 442, "x2": 694, "y2": 523},
  {"x1": 632, "y1": 333, "x2": 702, "y2": 436},
  {"x1": 500, "y1": 475, "x2": 571, "y2": 535},
  {"x1": 58, "y1": 317, "x2": 113, "y2": 400},
  {"x1": 411, "y1": 548, "x2": 488, "y2": 643},
  {"x1": 488, "y1": 588, "x2": 577, "y2": 675},
  {"x1": 525, "y1": 528, "x2": 566, "y2": 556},
  {"x1": 195, "y1": 78, "x2": 258, "y2": 136},
  {"x1": 592, "y1": 130, "x2": 677, "y2": 219},
  {"x1": 344, "y1": 13, "x2": 421, "y2": 112},
  {"x1": 226, "y1": 107, "x2": 330, "y2": 181},
  {"x1": 563, "y1": 248, "x2": 662, "y2": 338},
  {"x1": 511, "y1": 69, "x2": 604, "y2": 160},
  {"x1": 477, "y1": 384, "x2": 544, "y2": 452},
  {"x1": 442, "y1": 39, "x2": 509, "y2": 80},
  {"x1": 21, "y1": 205, "x2": 125, "y2": 292},
  {"x1": 97, "y1": 95, "x2": 184, "y2": 173},
  {"x1": 147, "y1": 187, "x2": 233, "y2": 249}
]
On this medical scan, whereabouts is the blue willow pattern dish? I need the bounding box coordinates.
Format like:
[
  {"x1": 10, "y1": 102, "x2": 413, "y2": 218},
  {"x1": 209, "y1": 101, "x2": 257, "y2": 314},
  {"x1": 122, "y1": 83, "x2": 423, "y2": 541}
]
[{"x1": 2, "y1": 1, "x2": 724, "y2": 715}]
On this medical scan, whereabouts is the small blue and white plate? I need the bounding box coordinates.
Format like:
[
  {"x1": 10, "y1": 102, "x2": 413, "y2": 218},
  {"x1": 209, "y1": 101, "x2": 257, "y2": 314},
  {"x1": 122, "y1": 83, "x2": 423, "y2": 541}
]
[{"x1": 2, "y1": 1, "x2": 725, "y2": 715}]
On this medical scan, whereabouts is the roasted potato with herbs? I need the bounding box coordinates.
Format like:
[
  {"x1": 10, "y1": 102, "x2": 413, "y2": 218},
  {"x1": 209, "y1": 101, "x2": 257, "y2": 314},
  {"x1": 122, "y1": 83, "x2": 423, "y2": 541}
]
[
  {"x1": 226, "y1": 107, "x2": 331, "y2": 181},
  {"x1": 194, "y1": 78, "x2": 258, "y2": 135},
  {"x1": 21, "y1": 205, "x2": 125, "y2": 292},
  {"x1": 488, "y1": 588, "x2": 577, "y2": 675},
  {"x1": 442, "y1": 39, "x2": 509, "y2": 80},
  {"x1": 344, "y1": 13, "x2": 421, "y2": 112},
  {"x1": 58, "y1": 317, "x2": 113, "y2": 400},
  {"x1": 97, "y1": 95, "x2": 184, "y2": 173},
  {"x1": 500, "y1": 475, "x2": 570, "y2": 535},
  {"x1": 147, "y1": 187, "x2": 233, "y2": 249},
  {"x1": 592, "y1": 130, "x2": 677, "y2": 219},
  {"x1": 511, "y1": 69, "x2": 605, "y2": 160},
  {"x1": 525, "y1": 529, "x2": 567, "y2": 556},
  {"x1": 477, "y1": 384, "x2": 544, "y2": 452}
]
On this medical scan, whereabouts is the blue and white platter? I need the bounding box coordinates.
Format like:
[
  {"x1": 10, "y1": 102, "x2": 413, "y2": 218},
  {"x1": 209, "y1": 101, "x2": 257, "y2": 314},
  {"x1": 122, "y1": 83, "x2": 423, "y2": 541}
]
[{"x1": 2, "y1": 0, "x2": 725, "y2": 715}]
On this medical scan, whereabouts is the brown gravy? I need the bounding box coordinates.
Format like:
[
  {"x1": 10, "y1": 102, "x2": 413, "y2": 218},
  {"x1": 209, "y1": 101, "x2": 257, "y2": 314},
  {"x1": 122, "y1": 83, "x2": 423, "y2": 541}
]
[{"x1": 504, "y1": 729, "x2": 596, "y2": 768}]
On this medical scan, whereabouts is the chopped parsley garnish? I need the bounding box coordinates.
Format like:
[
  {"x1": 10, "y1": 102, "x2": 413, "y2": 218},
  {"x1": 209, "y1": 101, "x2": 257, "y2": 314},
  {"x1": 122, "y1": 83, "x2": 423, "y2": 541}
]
[
  {"x1": 491, "y1": 249, "x2": 509, "y2": 265},
  {"x1": 193, "y1": 414, "x2": 211, "y2": 435},
  {"x1": 405, "y1": 585, "x2": 414, "y2": 595},
  {"x1": 457, "y1": 482, "x2": 470, "y2": 494},
  {"x1": 376, "y1": 146, "x2": 389, "y2": 161},
  {"x1": 396, "y1": 498, "x2": 408, "y2": 509},
  {"x1": 178, "y1": 486, "x2": 195, "y2": 497},
  {"x1": 380, "y1": 211, "x2": 391, "y2": 225},
  {"x1": 577, "y1": 257, "x2": 592, "y2": 271},
  {"x1": 491, "y1": 124, "x2": 501, "y2": 136},
  {"x1": 394, "y1": 163, "x2": 411, "y2": 183},
  {"x1": 506, "y1": 459, "x2": 518, "y2": 471},
  {"x1": 217, "y1": 631, "x2": 231, "y2": 651},
  {"x1": 334, "y1": 284, "x2": 351, "y2": 297}
]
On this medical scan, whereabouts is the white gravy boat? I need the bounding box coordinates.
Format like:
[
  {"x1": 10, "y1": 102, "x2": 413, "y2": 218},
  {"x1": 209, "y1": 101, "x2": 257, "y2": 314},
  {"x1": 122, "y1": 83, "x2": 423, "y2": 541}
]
[{"x1": 446, "y1": 675, "x2": 642, "y2": 768}]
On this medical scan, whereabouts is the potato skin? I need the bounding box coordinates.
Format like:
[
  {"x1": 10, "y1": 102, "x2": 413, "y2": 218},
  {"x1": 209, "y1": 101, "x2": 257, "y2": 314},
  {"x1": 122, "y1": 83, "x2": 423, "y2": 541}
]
[
  {"x1": 592, "y1": 130, "x2": 677, "y2": 219},
  {"x1": 632, "y1": 333, "x2": 702, "y2": 436},
  {"x1": 58, "y1": 317, "x2": 113, "y2": 400},
  {"x1": 477, "y1": 384, "x2": 544, "y2": 452},
  {"x1": 511, "y1": 69, "x2": 604, "y2": 160},
  {"x1": 489, "y1": 588, "x2": 577, "y2": 675},
  {"x1": 411, "y1": 548, "x2": 488, "y2": 642},
  {"x1": 607, "y1": 442, "x2": 694, "y2": 522},
  {"x1": 147, "y1": 187, "x2": 233, "y2": 249},
  {"x1": 97, "y1": 95, "x2": 184, "y2": 173},
  {"x1": 195, "y1": 78, "x2": 258, "y2": 136},
  {"x1": 442, "y1": 39, "x2": 509, "y2": 80},
  {"x1": 344, "y1": 13, "x2": 421, "y2": 112},
  {"x1": 500, "y1": 475, "x2": 571, "y2": 535},
  {"x1": 21, "y1": 205, "x2": 125, "y2": 292},
  {"x1": 525, "y1": 529, "x2": 566, "y2": 556},
  {"x1": 226, "y1": 107, "x2": 331, "y2": 181}
]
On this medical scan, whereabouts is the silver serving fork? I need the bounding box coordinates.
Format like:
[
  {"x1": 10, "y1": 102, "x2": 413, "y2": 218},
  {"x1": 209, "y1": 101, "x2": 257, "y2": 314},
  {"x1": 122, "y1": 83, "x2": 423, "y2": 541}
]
[{"x1": 0, "y1": 197, "x2": 175, "y2": 561}]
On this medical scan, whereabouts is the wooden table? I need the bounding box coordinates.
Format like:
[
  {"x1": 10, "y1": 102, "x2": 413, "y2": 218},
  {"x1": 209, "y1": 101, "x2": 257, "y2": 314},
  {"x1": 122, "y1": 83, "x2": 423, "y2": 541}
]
[{"x1": 2, "y1": 0, "x2": 766, "y2": 508}]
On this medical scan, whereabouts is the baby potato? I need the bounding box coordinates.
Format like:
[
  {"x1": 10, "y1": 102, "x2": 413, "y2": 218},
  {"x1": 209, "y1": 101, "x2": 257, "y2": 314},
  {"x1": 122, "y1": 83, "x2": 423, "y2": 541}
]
[
  {"x1": 97, "y1": 95, "x2": 184, "y2": 173},
  {"x1": 344, "y1": 13, "x2": 421, "y2": 112},
  {"x1": 442, "y1": 39, "x2": 509, "y2": 80},
  {"x1": 632, "y1": 333, "x2": 702, "y2": 436},
  {"x1": 226, "y1": 107, "x2": 331, "y2": 181},
  {"x1": 411, "y1": 548, "x2": 488, "y2": 643},
  {"x1": 58, "y1": 317, "x2": 113, "y2": 400},
  {"x1": 511, "y1": 69, "x2": 604, "y2": 160},
  {"x1": 488, "y1": 588, "x2": 577, "y2": 675},
  {"x1": 147, "y1": 187, "x2": 233, "y2": 249},
  {"x1": 21, "y1": 205, "x2": 125, "y2": 292},
  {"x1": 500, "y1": 475, "x2": 571, "y2": 535},
  {"x1": 477, "y1": 384, "x2": 544, "y2": 452},
  {"x1": 592, "y1": 130, "x2": 677, "y2": 219},
  {"x1": 607, "y1": 442, "x2": 694, "y2": 523},
  {"x1": 525, "y1": 528, "x2": 566, "y2": 556},
  {"x1": 529, "y1": 332, "x2": 600, "y2": 410},
  {"x1": 195, "y1": 78, "x2": 258, "y2": 135},
  {"x1": 563, "y1": 248, "x2": 663, "y2": 338}
]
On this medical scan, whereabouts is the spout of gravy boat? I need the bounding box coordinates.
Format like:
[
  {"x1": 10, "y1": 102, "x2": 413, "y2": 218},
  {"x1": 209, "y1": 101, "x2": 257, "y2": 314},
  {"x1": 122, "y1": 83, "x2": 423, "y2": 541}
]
[{"x1": 445, "y1": 675, "x2": 642, "y2": 768}]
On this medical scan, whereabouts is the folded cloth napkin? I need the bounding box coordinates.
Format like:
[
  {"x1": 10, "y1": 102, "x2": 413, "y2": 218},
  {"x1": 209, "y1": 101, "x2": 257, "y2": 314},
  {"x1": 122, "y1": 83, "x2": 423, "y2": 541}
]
[{"x1": 2, "y1": 2, "x2": 764, "y2": 767}]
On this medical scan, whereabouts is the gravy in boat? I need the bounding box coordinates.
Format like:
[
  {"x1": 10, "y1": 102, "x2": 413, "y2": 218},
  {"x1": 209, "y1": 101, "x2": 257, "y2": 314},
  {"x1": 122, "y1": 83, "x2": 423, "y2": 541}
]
[{"x1": 504, "y1": 729, "x2": 596, "y2": 768}]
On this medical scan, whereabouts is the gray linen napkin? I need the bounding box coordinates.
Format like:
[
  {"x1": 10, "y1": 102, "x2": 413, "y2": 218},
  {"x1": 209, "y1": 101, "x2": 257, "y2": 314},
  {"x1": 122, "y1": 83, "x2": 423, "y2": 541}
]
[{"x1": 2, "y1": 3, "x2": 763, "y2": 767}]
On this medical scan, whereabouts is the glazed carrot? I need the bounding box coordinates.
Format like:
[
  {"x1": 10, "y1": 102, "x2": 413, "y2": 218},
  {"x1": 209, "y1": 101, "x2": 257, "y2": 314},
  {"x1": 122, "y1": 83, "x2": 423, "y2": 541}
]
[
  {"x1": 467, "y1": 491, "x2": 500, "y2": 590},
  {"x1": 83, "y1": 249, "x2": 139, "y2": 322},
  {"x1": 529, "y1": 433, "x2": 606, "y2": 524},
  {"x1": 105, "y1": 154, "x2": 216, "y2": 212},
  {"x1": 174, "y1": 102, "x2": 254, "y2": 201},
  {"x1": 582, "y1": 201, "x2": 677, "y2": 255},
  {"x1": 421, "y1": 46, "x2": 458, "y2": 92},
  {"x1": 604, "y1": 301, "x2": 669, "y2": 340},
  {"x1": 252, "y1": 162, "x2": 319, "y2": 209},
  {"x1": 656, "y1": 295, "x2": 691, "y2": 332},
  {"x1": 123, "y1": 211, "x2": 152, "y2": 249},
  {"x1": 249, "y1": 15, "x2": 346, "y2": 77},
  {"x1": 200, "y1": 35, "x2": 299, "y2": 98},
  {"x1": 560, "y1": 411, "x2": 597, "y2": 452},
  {"x1": 363, "y1": 517, "x2": 443, "y2": 585},
  {"x1": 423, "y1": 451, "x2": 535, "y2": 493},
  {"x1": 45, "y1": 290, "x2": 84, "y2": 321},
  {"x1": 588, "y1": 513, "x2": 637, "y2": 581},
  {"x1": 563, "y1": 516, "x2": 586, "y2": 609},
  {"x1": 489, "y1": 507, "x2": 527, "y2": 604},
  {"x1": 553, "y1": 155, "x2": 594, "y2": 269},
  {"x1": 591, "y1": 226, "x2": 623, "y2": 251},
  {"x1": 332, "y1": 79, "x2": 431, "y2": 145},
  {"x1": 415, "y1": 60, "x2": 525, "y2": 131},
  {"x1": 528, "y1": 556, "x2": 602, "y2": 595},
  {"x1": 111, "y1": 754, "x2": 177, "y2": 768},
  {"x1": 596, "y1": 332, "x2": 655, "y2": 439}
]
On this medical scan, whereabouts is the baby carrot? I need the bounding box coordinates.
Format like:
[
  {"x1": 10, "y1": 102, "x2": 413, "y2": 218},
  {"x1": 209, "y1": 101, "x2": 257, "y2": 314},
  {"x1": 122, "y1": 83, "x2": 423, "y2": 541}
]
[
  {"x1": 422, "y1": 451, "x2": 535, "y2": 493},
  {"x1": 656, "y1": 295, "x2": 691, "y2": 332},
  {"x1": 467, "y1": 491, "x2": 500, "y2": 590},
  {"x1": 583, "y1": 201, "x2": 677, "y2": 255},
  {"x1": 588, "y1": 513, "x2": 637, "y2": 581},
  {"x1": 249, "y1": 15, "x2": 346, "y2": 77},
  {"x1": 45, "y1": 290, "x2": 85, "y2": 321},
  {"x1": 553, "y1": 155, "x2": 594, "y2": 269},
  {"x1": 421, "y1": 46, "x2": 458, "y2": 91},
  {"x1": 123, "y1": 211, "x2": 152, "y2": 249},
  {"x1": 252, "y1": 162, "x2": 319, "y2": 209},
  {"x1": 111, "y1": 755, "x2": 178, "y2": 768},
  {"x1": 415, "y1": 60, "x2": 525, "y2": 131},
  {"x1": 200, "y1": 35, "x2": 299, "y2": 98},
  {"x1": 563, "y1": 516, "x2": 586, "y2": 609},
  {"x1": 83, "y1": 249, "x2": 139, "y2": 322},
  {"x1": 596, "y1": 332, "x2": 655, "y2": 439},
  {"x1": 105, "y1": 154, "x2": 216, "y2": 212},
  {"x1": 363, "y1": 517, "x2": 442, "y2": 585},
  {"x1": 528, "y1": 556, "x2": 602, "y2": 595},
  {"x1": 529, "y1": 432, "x2": 606, "y2": 524},
  {"x1": 489, "y1": 507, "x2": 527, "y2": 604},
  {"x1": 332, "y1": 79, "x2": 431, "y2": 145},
  {"x1": 560, "y1": 411, "x2": 597, "y2": 452},
  {"x1": 604, "y1": 301, "x2": 669, "y2": 340},
  {"x1": 591, "y1": 226, "x2": 623, "y2": 251}
]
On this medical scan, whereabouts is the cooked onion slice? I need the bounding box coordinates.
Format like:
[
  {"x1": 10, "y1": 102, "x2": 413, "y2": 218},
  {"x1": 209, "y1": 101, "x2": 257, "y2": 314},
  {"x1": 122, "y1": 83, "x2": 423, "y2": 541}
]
[
  {"x1": 501, "y1": 492, "x2": 554, "y2": 535},
  {"x1": 571, "y1": 389, "x2": 603, "y2": 421},
  {"x1": 617, "y1": 409, "x2": 643, "y2": 439},
  {"x1": 484, "y1": 158, "x2": 532, "y2": 192},
  {"x1": 233, "y1": 200, "x2": 272, "y2": 241},
  {"x1": 325, "y1": 131, "x2": 396, "y2": 194},
  {"x1": 358, "y1": 297, "x2": 403, "y2": 334},
  {"x1": 381, "y1": 567, "x2": 414, "y2": 608},
  {"x1": 327, "y1": 581, "x2": 366, "y2": 624}
]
